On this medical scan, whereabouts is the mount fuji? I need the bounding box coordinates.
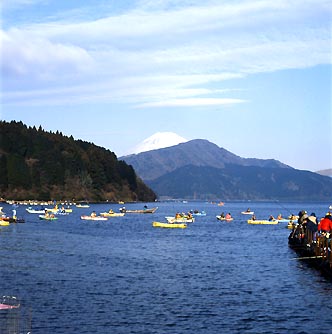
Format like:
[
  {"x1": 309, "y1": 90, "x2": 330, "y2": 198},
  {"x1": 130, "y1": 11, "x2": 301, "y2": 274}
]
[{"x1": 124, "y1": 132, "x2": 188, "y2": 155}]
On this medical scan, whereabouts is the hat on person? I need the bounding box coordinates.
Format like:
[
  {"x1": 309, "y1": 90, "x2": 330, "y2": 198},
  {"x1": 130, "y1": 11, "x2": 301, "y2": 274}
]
[{"x1": 308, "y1": 215, "x2": 317, "y2": 224}]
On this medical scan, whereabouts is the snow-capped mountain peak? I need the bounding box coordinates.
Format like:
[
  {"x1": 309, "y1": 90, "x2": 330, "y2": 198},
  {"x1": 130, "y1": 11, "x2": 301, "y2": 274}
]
[{"x1": 125, "y1": 132, "x2": 188, "y2": 155}]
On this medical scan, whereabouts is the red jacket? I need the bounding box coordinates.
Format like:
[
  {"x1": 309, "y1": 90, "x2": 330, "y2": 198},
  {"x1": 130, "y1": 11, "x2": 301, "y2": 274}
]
[{"x1": 318, "y1": 217, "x2": 332, "y2": 232}]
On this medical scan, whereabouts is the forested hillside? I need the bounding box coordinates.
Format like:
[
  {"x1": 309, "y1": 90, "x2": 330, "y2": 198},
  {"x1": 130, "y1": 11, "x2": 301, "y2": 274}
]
[{"x1": 0, "y1": 121, "x2": 156, "y2": 201}]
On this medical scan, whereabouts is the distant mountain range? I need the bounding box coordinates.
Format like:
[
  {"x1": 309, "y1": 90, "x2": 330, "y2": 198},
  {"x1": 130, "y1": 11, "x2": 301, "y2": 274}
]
[{"x1": 121, "y1": 139, "x2": 332, "y2": 201}]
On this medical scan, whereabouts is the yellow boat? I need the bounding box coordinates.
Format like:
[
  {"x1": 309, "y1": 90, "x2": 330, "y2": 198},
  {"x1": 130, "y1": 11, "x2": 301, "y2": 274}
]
[
  {"x1": 0, "y1": 220, "x2": 10, "y2": 226},
  {"x1": 46, "y1": 206, "x2": 72, "y2": 213},
  {"x1": 152, "y1": 221, "x2": 187, "y2": 228},
  {"x1": 247, "y1": 219, "x2": 278, "y2": 225},
  {"x1": 100, "y1": 211, "x2": 125, "y2": 217}
]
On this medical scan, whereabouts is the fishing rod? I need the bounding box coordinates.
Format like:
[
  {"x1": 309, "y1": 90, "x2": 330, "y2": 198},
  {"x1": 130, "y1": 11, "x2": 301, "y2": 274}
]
[{"x1": 291, "y1": 255, "x2": 323, "y2": 260}]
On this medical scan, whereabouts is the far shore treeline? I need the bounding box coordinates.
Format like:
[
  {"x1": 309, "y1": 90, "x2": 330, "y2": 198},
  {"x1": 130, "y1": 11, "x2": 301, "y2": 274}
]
[{"x1": 0, "y1": 121, "x2": 156, "y2": 202}]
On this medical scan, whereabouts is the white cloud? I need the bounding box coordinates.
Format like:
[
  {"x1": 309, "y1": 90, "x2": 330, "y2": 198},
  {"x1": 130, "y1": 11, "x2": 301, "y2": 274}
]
[
  {"x1": 1, "y1": 29, "x2": 95, "y2": 81},
  {"x1": 137, "y1": 98, "x2": 246, "y2": 108},
  {"x1": 1, "y1": 0, "x2": 331, "y2": 107}
]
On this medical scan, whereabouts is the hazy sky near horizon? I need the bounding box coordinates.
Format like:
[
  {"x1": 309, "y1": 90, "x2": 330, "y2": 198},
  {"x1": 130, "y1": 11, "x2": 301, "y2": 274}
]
[{"x1": 1, "y1": 0, "x2": 331, "y2": 172}]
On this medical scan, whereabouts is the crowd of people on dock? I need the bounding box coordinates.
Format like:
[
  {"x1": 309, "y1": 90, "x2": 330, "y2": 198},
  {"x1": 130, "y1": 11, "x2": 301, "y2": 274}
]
[
  {"x1": 288, "y1": 209, "x2": 332, "y2": 274},
  {"x1": 289, "y1": 210, "x2": 332, "y2": 244}
]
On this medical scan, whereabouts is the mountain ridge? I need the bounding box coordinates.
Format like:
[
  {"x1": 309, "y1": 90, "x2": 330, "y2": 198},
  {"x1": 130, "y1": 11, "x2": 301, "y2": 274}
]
[
  {"x1": 121, "y1": 139, "x2": 290, "y2": 181},
  {"x1": 121, "y1": 139, "x2": 332, "y2": 200}
]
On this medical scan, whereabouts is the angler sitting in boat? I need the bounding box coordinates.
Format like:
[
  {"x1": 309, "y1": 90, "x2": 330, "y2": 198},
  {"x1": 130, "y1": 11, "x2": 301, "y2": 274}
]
[{"x1": 268, "y1": 215, "x2": 275, "y2": 221}]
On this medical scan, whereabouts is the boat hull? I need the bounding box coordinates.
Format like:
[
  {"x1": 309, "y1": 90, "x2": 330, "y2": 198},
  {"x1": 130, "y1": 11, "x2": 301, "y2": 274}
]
[
  {"x1": 80, "y1": 215, "x2": 108, "y2": 221},
  {"x1": 247, "y1": 219, "x2": 278, "y2": 225},
  {"x1": 39, "y1": 215, "x2": 58, "y2": 220},
  {"x1": 165, "y1": 216, "x2": 195, "y2": 223},
  {"x1": 216, "y1": 216, "x2": 233, "y2": 221},
  {"x1": 121, "y1": 207, "x2": 158, "y2": 214},
  {"x1": 100, "y1": 212, "x2": 125, "y2": 217},
  {"x1": 152, "y1": 221, "x2": 187, "y2": 228}
]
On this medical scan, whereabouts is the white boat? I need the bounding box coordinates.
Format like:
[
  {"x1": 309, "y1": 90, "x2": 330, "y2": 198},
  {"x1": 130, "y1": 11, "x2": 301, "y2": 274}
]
[
  {"x1": 39, "y1": 215, "x2": 58, "y2": 221},
  {"x1": 241, "y1": 211, "x2": 254, "y2": 215},
  {"x1": 247, "y1": 219, "x2": 278, "y2": 225},
  {"x1": 80, "y1": 215, "x2": 108, "y2": 221},
  {"x1": 100, "y1": 211, "x2": 125, "y2": 217},
  {"x1": 191, "y1": 210, "x2": 207, "y2": 216},
  {"x1": 76, "y1": 204, "x2": 90, "y2": 208},
  {"x1": 26, "y1": 207, "x2": 47, "y2": 214}
]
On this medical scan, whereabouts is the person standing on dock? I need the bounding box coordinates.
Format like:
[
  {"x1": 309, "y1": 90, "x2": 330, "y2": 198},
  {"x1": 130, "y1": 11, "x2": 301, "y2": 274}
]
[{"x1": 318, "y1": 214, "x2": 332, "y2": 233}]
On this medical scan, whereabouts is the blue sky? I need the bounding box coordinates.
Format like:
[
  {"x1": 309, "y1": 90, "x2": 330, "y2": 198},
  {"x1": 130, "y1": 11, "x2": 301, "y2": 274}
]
[{"x1": 1, "y1": 0, "x2": 331, "y2": 172}]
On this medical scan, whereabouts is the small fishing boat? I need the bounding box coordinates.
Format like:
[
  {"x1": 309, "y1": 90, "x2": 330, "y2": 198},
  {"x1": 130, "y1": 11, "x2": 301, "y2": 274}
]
[
  {"x1": 191, "y1": 210, "x2": 207, "y2": 216},
  {"x1": 47, "y1": 206, "x2": 72, "y2": 213},
  {"x1": 242, "y1": 211, "x2": 254, "y2": 215},
  {"x1": 76, "y1": 204, "x2": 90, "y2": 208},
  {"x1": 165, "y1": 216, "x2": 195, "y2": 223},
  {"x1": 100, "y1": 211, "x2": 125, "y2": 217},
  {"x1": 247, "y1": 219, "x2": 278, "y2": 225},
  {"x1": 80, "y1": 215, "x2": 108, "y2": 221},
  {"x1": 120, "y1": 207, "x2": 158, "y2": 214},
  {"x1": 1, "y1": 217, "x2": 25, "y2": 223},
  {"x1": 152, "y1": 221, "x2": 187, "y2": 229},
  {"x1": 216, "y1": 215, "x2": 233, "y2": 221},
  {"x1": 0, "y1": 220, "x2": 10, "y2": 226},
  {"x1": 0, "y1": 296, "x2": 20, "y2": 310},
  {"x1": 39, "y1": 215, "x2": 58, "y2": 221},
  {"x1": 277, "y1": 219, "x2": 297, "y2": 223},
  {"x1": 26, "y1": 207, "x2": 47, "y2": 214}
]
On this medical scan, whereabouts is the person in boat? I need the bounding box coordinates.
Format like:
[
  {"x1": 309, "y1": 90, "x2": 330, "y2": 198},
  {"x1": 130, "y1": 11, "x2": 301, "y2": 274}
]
[
  {"x1": 251, "y1": 214, "x2": 256, "y2": 221},
  {"x1": 289, "y1": 213, "x2": 296, "y2": 221},
  {"x1": 268, "y1": 215, "x2": 275, "y2": 221},
  {"x1": 175, "y1": 212, "x2": 181, "y2": 219},
  {"x1": 277, "y1": 213, "x2": 282, "y2": 220},
  {"x1": 220, "y1": 212, "x2": 225, "y2": 218},
  {"x1": 187, "y1": 212, "x2": 193, "y2": 219},
  {"x1": 225, "y1": 212, "x2": 232, "y2": 219},
  {"x1": 246, "y1": 208, "x2": 251, "y2": 212},
  {"x1": 91, "y1": 211, "x2": 97, "y2": 218},
  {"x1": 108, "y1": 209, "x2": 114, "y2": 214}
]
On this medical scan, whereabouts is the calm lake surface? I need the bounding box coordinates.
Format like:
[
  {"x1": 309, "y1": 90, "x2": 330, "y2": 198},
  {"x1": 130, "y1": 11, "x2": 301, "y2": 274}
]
[{"x1": 1, "y1": 201, "x2": 332, "y2": 334}]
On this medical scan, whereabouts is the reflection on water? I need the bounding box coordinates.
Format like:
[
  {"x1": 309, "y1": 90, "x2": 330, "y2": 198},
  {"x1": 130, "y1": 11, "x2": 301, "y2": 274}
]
[{"x1": 0, "y1": 201, "x2": 331, "y2": 334}]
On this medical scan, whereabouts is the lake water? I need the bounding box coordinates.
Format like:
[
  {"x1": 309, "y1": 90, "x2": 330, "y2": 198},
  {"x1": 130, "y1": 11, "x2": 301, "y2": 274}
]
[{"x1": 1, "y1": 201, "x2": 332, "y2": 334}]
